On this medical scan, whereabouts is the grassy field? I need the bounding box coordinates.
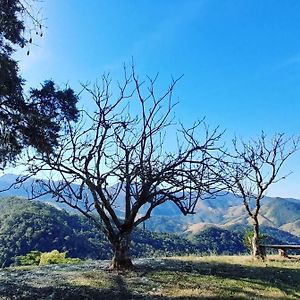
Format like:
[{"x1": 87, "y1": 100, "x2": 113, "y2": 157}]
[{"x1": 0, "y1": 255, "x2": 299, "y2": 299}]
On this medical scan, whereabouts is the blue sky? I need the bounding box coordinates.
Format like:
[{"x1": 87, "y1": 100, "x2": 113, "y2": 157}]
[{"x1": 14, "y1": 0, "x2": 300, "y2": 198}]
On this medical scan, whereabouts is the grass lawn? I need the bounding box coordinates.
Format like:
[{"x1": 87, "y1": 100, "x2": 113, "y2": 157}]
[{"x1": 0, "y1": 255, "x2": 299, "y2": 299}]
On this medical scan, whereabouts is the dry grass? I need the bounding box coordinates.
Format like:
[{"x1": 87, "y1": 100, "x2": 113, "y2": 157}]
[
  {"x1": 172, "y1": 254, "x2": 300, "y2": 266},
  {"x1": 0, "y1": 255, "x2": 299, "y2": 299}
]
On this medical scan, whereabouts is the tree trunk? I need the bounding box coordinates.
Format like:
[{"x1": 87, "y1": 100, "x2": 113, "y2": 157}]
[
  {"x1": 111, "y1": 232, "x2": 133, "y2": 269},
  {"x1": 251, "y1": 217, "x2": 265, "y2": 260},
  {"x1": 278, "y1": 248, "x2": 288, "y2": 258}
]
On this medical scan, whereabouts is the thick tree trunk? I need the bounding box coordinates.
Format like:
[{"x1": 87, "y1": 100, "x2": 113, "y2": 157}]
[
  {"x1": 111, "y1": 232, "x2": 133, "y2": 269},
  {"x1": 251, "y1": 217, "x2": 265, "y2": 260}
]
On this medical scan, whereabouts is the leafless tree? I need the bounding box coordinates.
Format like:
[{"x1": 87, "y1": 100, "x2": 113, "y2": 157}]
[
  {"x1": 20, "y1": 66, "x2": 225, "y2": 269},
  {"x1": 224, "y1": 133, "x2": 298, "y2": 259}
]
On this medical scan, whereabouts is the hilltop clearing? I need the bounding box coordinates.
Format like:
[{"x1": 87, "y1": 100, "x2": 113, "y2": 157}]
[{"x1": 0, "y1": 256, "x2": 299, "y2": 299}]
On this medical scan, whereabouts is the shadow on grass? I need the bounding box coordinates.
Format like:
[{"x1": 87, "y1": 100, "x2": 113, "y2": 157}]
[
  {"x1": 135, "y1": 258, "x2": 300, "y2": 299},
  {"x1": 0, "y1": 284, "x2": 115, "y2": 300},
  {"x1": 0, "y1": 281, "x2": 160, "y2": 300},
  {"x1": 0, "y1": 272, "x2": 157, "y2": 300},
  {"x1": 0, "y1": 282, "x2": 283, "y2": 300},
  {"x1": 0, "y1": 258, "x2": 299, "y2": 299}
]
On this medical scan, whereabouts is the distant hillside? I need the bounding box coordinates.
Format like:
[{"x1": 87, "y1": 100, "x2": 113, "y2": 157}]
[
  {"x1": 185, "y1": 222, "x2": 300, "y2": 245},
  {"x1": 146, "y1": 195, "x2": 300, "y2": 237},
  {"x1": 0, "y1": 174, "x2": 299, "y2": 237},
  {"x1": 0, "y1": 197, "x2": 200, "y2": 267},
  {"x1": 0, "y1": 197, "x2": 109, "y2": 267}
]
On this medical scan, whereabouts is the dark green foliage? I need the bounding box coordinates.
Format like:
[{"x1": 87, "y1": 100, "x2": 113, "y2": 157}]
[
  {"x1": 131, "y1": 229, "x2": 198, "y2": 257},
  {"x1": 0, "y1": 0, "x2": 26, "y2": 49},
  {"x1": 0, "y1": 197, "x2": 202, "y2": 266},
  {"x1": 0, "y1": 197, "x2": 112, "y2": 267},
  {"x1": 0, "y1": 197, "x2": 204, "y2": 266},
  {"x1": 229, "y1": 224, "x2": 300, "y2": 255},
  {"x1": 15, "y1": 250, "x2": 41, "y2": 266},
  {"x1": 15, "y1": 249, "x2": 81, "y2": 266},
  {"x1": 0, "y1": 76, "x2": 79, "y2": 162},
  {"x1": 22, "y1": 80, "x2": 79, "y2": 154},
  {"x1": 192, "y1": 227, "x2": 247, "y2": 254},
  {"x1": 0, "y1": 0, "x2": 79, "y2": 165}
]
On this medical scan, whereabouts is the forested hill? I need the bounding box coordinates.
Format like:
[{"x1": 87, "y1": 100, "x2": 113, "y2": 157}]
[
  {"x1": 0, "y1": 197, "x2": 204, "y2": 267},
  {"x1": 1, "y1": 197, "x2": 300, "y2": 267}
]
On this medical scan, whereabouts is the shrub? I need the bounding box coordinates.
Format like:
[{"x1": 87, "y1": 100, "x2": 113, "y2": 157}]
[
  {"x1": 16, "y1": 250, "x2": 81, "y2": 266},
  {"x1": 39, "y1": 250, "x2": 66, "y2": 265},
  {"x1": 243, "y1": 231, "x2": 267, "y2": 253},
  {"x1": 39, "y1": 250, "x2": 81, "y2": 265},
  {"x1": 15, "y1": 250, "x2": 42, "y2": 266}
]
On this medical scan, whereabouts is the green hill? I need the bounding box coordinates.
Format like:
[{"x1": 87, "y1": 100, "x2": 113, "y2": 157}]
[
  {"x1": 0, "y1": 197, "x2": 201, "y2": 267},
  {"x1": 0, "y1": 197, "x2": 112, "y2": 267}
]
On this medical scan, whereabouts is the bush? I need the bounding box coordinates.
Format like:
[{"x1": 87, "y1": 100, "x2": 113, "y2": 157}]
[
  {"x1": 39, "y1": 250, "x2": 81, "y2": 265},
  {"x1": 243, "y1": 231, "x2": 267, "y2": 252},
  {"x1": 16, "y1": 250, "x2": 81, "y2": 266},
  {"x1": 15, "y1": 250, "x2": 41, "y2": 266},
  {"x1": 39, "y1": 250, "x2": 66, "y2": 265}
]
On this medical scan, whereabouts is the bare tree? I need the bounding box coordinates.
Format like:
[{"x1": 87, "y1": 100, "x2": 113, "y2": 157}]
[
  {"x1": 21, "y1": 66, "x2": 224, "y2": 269},
  {"x1": 225, "y1": 133, "x2": 298, "y2": 259}
]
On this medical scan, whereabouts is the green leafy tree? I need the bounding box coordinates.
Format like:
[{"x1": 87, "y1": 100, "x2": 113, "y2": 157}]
[{"x1": 0, "y1": 0, "x2": 79, "y2": 166}]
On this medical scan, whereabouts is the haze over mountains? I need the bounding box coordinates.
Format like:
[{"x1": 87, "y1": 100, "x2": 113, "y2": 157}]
[{"x1": 0, "y1": 173, "x2": 299, "y2": 237}]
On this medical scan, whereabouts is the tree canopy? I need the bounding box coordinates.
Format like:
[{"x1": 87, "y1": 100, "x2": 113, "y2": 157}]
[{"x1": 0, "y1": 0, "x2": 79, "y2": 167}]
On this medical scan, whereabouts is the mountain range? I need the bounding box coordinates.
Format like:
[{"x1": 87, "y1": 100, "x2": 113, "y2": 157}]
[{"x1": 0, "y1": 173, "x2": 299, "y2": 237}]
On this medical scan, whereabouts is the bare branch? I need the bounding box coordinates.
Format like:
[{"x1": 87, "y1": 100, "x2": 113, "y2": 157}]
[{"x1": 19, "y1": 64, "x2": 225, "y2": 268}]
